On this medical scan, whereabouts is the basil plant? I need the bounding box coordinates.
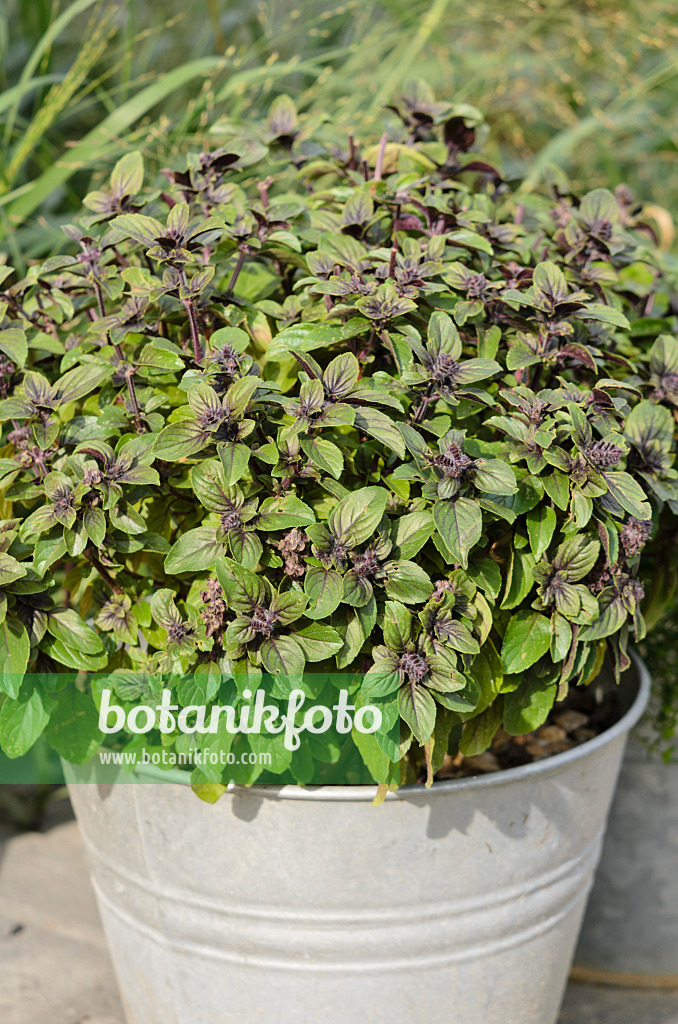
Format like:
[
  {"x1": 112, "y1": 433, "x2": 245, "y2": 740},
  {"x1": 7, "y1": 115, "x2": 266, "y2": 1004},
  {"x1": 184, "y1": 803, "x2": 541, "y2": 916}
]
[{"x1": 0, "y1": 81, "x2": 675, "y2": 794}]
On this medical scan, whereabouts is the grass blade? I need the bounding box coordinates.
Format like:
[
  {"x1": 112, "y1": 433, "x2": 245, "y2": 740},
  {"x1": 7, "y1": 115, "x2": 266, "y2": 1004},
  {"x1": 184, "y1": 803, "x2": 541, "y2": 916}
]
[
  {"x1": 3, "y1": 0, "x2": 102, "y2": 147},
  {"x1": 1, "y1": 56, "x2": 224, "y2": 238}
]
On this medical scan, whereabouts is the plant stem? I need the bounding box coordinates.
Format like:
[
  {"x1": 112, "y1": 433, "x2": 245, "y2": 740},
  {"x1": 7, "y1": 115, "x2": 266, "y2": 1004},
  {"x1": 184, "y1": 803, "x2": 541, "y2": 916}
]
[
  {"x1": 374, "y1": 132, "x2": 388, "y2": 181},
  {"x1": 117, "y1": 351, "x2": 143, "y2": 429},
  {"x1": 86, "y1": 550, "x2": 123, "y2": 595},
  {"x1": 412, "y1": 382, "x2": 434, "y2": 424},
  {"x1": 227, "y1": 249, "x2": 247, "y2": 294},
  {"x1": 388, "y1": 205, "x2": 401, "y2": 277},
  {"x1": 92, "y1": 278, "x2": 106, "y2": 319},
  {"x1": 531, "y1": 362, "x2": 544, "y2": 391},
  {"x1": 257, "y1": 176, "x2": 273, "y2": 209},
  {"x1": 347, "y1": 134, "x2": 357, "y2": 170},
  {"x1": 93, "y1": 276, "x2": 143, "y2": 431},
  {"x1": 179, "y1": 268, "x2": 202, "y2": 363}
]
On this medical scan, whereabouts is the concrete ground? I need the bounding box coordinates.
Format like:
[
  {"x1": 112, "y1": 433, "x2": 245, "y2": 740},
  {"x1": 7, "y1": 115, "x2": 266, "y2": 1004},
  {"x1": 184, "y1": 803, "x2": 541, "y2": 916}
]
[{"x1": 1, "y1": 812, "x2": 677, "y2": 1024}]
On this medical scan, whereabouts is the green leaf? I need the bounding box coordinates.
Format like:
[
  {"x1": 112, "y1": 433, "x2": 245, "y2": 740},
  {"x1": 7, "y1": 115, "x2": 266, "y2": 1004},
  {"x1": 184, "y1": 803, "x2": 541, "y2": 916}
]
[
  {"x1": 0, "y1": 687, "x2": 51, "y2": 759},
  {"x1": 501, "y1": 611, "x2": 551, "y2": 673},
  {"x1": 0, "y1": 553, "x2": 27, "y2": 587},
  {"x1": 555, "y1": 535, "x2": 600, "y2": 581},
  {"x1": 0, "y1": 328, "x2": 27, "y2": 368},
  {"x1": 440, "y1": 621, "x2": 480, "y2": 655},
  {"x1": 501, "y1": 549, "x2": 536, "y2": 610},
  {"x1": 343, "y1": 570, "x2": 373, "y2": 607},
  {"x1": 568, "y1": 403, "x2": 593, "y2": 448},
  {"x1": 504, "y1": 678, "x2": 557, "y2": 735},
  {"x1": 323, "y1": 352, "x2": 360, "y2": 397},
  {"x1": 580, "y1": 188, "x2": 619, "y2": 226},
  {"x1": 304, "y1": 567, "x2": 343, "y2": 620},
  {"x1": 188, "y1": 381, "x2": 223, "y2": 420},
  {"x1": 268, "y1": 92, "x2": 298, "y2": 135},
  {"x1": 217, "y1": 441, "x2": 250, "y2": 485},
  {"x1": 391, "y1": 511, "x2": 434, "y2": 559},
  {"x1": 468, "y1": 640, "x2": 503, "y2": 713},
  {"x1": 533, "y1": 260, "x2": 568, "y2": 307},
  {"x1": 0, "y1": 619, "x2": 30, "y2": 698},
  {"x1": 362, "y1": 655, "x2": 402, "y2": 698},
  {"x1": 471, "y1": 459, "x2": 517, "y2": 495},
  {"x1": 625, "y1": 399, "x2": 674, "y2": 454},
  {"x1": 33, "y1": 415, "x2": 59, "y2": 449},
  {"x1": 575, "y1": 304, "x2": 630, "y2": 329},
  {"x1": 433, "y1": 497, "x2": 483, "y2": 569},
  {"x1": 341, "y1": 191, "x2": 374, "y2": 226},
  {"x1": 578, "y1": 597, "x2": 628, "y2": 641},
  {"x1": 542, "y1": 471, "x2": 570, "y2": 511},
  {"x1": 177, "y1": 674, "x2": 208, "y2": 706},
  {"x1": 526, "y1": 505, "x2": 556, "y2": 560},
  {"x1": 46, "y1": 609, "x2": 105, "y2": 655},
  {"x1": 168, "y1": 201, "x2": 190, "y2": 238},
  {"x1": 650, "y1": 334, "x2": 678, "y2": 377},
  {"x1": 267, "y1": 322, "x2": 368, "y2": 361},
  {"x1": 292, "y1": 624, "x2": 343, "y2": 661},
  {"x1": 216, "y1": 557, "x2": 267, "y2": 612},
  {"x1": 111, "y1": 212, "x2": 165, "y2": 246},
  {"x1": 223, "y1": 375, "x2": 260, "y2": 418},
  {"x1": 42, "y1": 636, "x2": 108, "y2": 672},
  {"x1": 352, "y1": 407, "x2": 407, "y2": 457},
  {"x1": 228, "y1": 530, "x2": 262, "y2": 570},
  {"x1": 260, "y1": 634, "x2": 305, "y2": 675},
  {"x1": 328, "y1": 486, "x2": 388, "y2": 546},
  {"x1": 33, "y1": 535, "x2": 67, "y2": 578},
  {"x1": 400, "y1": 683, "x2": 436, "y2": 744},
  {"x1": 382, "y1": 601, "x2": 413, "y2": 651},
  {"x1": 110, "y1": 150, "x2": 144, "y2": 197},
  {"x1": 383, "y1": 561, "x2": 433, "y2": 604},
  {"x1": 109, "y1": 502, "x2": 146, "y2": 535},
  {"x1": 398, "y1": 423, "x2": 428, "y2": 461},
  {"x1": 270, "y1": 591, "x2": 308, "y2": 625},
  {"x1": 460, "y1": 701, "x2": 503, "y2": 756},
  {"x1": 336, "y1": 597, "x2": 376, "y2": 669},
  {"x1": 165, "y1": 527, "x2": 224, "y2": 574},
  {"x1": 256, "y1": 495, "x2": 315, "y2": 531},
  {"x1": 83, "y1": 505, "x2": 107, "y2": 547},
  {"x1": 149, "y1": 588, "x2": 180, "y2": 629},
  {"x1": 45, "y1": 686, "x2": 102, "y2": 763},
  {"x1": 601, "y1": 471, "x2": 651, "y2": 520},
  {"x1": 352, "y1": 725, "x2": 396, "y2": 784},
  {"x1": 153, "y1": 420, "x2": 210, "y2": 460},
  {"x1": 448, "y1": 228, "x2": 493, "y2": 254},
  {"x1": 54, "y1": 363, "x2": 114, "y2": 402},
  {"x1": 300, "y1": 436, "x2": 344, "y2": 478},
  {"x1": 453, "y1": 358, "x2": 502, "y2": 385},
  {"x1": 550, "y1": 613, "x2": 572, "y2": 662},
  {"x1": 190, "y1": 459, "x2": 229, "y2": 511},
  {"x1": 427, "y1": 311, "x2": 461, "y2": 358},
  {"x1": 467, "y1": 557, "x2": 502, "y2": 600}
]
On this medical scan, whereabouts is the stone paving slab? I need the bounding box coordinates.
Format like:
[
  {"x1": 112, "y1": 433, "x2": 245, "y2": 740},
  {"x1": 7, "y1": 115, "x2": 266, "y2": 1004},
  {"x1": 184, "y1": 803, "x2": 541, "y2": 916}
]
[
  {"x1": 0, "y1": 821, "x2": 124, "y2": 1024},
  {"x1": 560, "y1": 982, "x2": 678, "y2": 1024},
  {"x1": 1, "y1": 818, "x2": 677, "y2": 1024}
]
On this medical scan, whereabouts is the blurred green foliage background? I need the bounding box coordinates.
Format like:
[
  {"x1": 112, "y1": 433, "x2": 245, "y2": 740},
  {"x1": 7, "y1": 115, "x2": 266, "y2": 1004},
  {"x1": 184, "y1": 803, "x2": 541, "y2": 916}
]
[{"x1": 1, "y1": 0, "x2": 677, "y2": 267}]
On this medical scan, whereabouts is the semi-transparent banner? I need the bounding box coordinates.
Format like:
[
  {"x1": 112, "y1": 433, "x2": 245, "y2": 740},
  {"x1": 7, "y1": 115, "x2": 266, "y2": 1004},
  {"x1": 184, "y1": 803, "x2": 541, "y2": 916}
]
[{"x1": 0, "y1": 673, "x2": 405, "y2": 789}]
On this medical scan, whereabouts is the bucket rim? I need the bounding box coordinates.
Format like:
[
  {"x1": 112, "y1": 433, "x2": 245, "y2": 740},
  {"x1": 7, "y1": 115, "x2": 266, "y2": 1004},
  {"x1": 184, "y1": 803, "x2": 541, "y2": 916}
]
[{"x1": 115, "y1": 653, "x2": 651, "y2": 802}]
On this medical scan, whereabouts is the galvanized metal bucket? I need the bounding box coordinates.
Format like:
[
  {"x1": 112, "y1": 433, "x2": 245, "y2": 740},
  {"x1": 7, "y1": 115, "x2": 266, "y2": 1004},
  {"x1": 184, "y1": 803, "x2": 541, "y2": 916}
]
[
  {"x1": 573, "y1": 729, "x2": 678, "y2": 988},
  {"x1": 65, "y1": 659, "x2": 650, "y2": 1024}
]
